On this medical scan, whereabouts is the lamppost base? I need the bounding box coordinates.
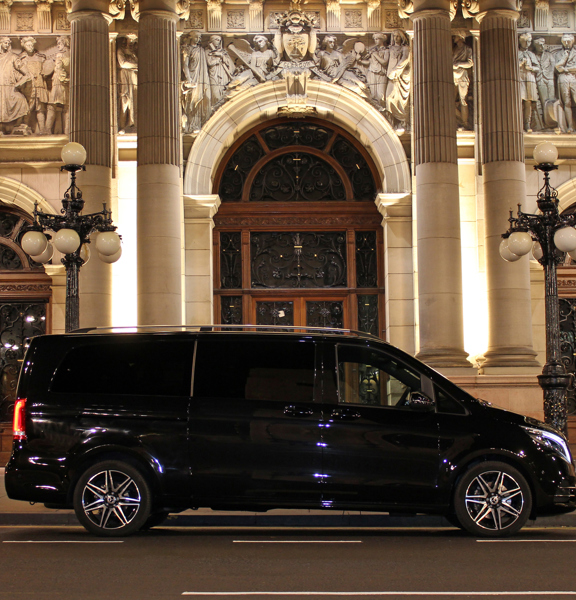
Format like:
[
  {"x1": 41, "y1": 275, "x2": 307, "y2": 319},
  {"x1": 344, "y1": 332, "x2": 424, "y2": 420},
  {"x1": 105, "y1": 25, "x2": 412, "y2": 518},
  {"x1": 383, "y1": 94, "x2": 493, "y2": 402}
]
[{"x1": 538, "y1": 361, "x2": 572, "y2": 437}]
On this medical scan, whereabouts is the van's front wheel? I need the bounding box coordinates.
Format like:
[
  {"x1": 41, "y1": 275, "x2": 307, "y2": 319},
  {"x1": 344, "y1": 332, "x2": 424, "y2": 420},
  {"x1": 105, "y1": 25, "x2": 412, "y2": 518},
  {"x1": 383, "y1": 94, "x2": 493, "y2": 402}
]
[
  {"x1": 73, "y1": 460, "x2": 152, "y2": 537},
  {"x1": 453, "y1": 461, "x2": 532, "y2": 537}
]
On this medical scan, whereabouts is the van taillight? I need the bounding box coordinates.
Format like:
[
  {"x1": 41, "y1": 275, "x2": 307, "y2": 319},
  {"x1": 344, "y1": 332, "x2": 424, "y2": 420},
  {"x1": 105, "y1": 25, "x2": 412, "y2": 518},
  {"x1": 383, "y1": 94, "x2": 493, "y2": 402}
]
[{"x1": 13, "y1": 398, "x2": 26, "y2": 441}]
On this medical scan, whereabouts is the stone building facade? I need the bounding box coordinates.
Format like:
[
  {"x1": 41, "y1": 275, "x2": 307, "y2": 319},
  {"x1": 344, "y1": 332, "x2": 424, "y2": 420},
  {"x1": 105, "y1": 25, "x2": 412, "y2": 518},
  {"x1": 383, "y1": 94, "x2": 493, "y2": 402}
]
[{"x1": 1, "y1": 0, "x2": 576, "y2": 425}]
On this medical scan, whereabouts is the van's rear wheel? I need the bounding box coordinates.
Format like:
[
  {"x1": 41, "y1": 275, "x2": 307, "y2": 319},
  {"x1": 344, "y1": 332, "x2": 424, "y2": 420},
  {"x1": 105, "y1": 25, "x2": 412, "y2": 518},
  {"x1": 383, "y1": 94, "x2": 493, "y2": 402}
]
[
  {"x1": 73, "y1": 460, "x2": 152, "y2": 537},
  {"x1": 454, "y1": 461, "x2": 531, "y2": 538}
]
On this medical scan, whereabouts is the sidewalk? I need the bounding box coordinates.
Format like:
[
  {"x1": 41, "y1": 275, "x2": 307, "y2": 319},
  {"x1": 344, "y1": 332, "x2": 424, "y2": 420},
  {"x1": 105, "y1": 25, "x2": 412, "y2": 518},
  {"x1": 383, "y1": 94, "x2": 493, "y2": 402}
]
[{"x1": 2, "y1": 468, "x2": 576, "y2": 529}]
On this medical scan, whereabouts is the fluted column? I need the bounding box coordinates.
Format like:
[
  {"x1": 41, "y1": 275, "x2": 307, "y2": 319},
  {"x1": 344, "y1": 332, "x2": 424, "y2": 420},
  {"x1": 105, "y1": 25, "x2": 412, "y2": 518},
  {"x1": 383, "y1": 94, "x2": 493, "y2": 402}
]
[
  {"x1": 412, "y1": 2, "x2": 471, "y2": 368},
  {"x1": 137, "y1": 0, "x2": 182, "y2": 325},
  {"x1": 478, "y1": 2, "x2": 539, "y2": 370},
  {"x1": 69, "y1": 0, "x2": 113, "y2": 328}
]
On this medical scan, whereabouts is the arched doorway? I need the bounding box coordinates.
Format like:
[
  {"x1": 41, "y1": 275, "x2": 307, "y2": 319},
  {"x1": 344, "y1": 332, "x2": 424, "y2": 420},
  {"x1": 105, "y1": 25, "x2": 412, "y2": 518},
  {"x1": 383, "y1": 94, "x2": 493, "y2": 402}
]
[{"x1": 212, "y1": 118, "x2": 384, "y2": 336}]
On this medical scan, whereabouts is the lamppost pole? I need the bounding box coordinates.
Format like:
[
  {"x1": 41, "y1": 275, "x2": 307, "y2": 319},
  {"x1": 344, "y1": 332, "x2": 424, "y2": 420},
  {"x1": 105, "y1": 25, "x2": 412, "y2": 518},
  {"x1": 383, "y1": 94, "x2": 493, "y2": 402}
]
[
  {"x1": 21, "y1": 143, "x2": 122, "y2": 333},
  {"x1": 500, "y1": 142, "x2": 575, "y2": 437}
]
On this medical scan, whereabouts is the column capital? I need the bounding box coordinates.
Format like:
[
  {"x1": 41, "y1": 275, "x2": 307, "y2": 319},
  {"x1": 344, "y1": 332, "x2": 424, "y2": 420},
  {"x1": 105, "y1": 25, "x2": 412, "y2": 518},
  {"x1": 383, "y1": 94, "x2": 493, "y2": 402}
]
[
  {"x1": 183, "y1": 195, "x2": 221, "y2": 219},
  {"x1": 69, "y1": 0, "x2": 109, "y2": 13},
  {"x1": 375, "y1": 193, "x2": 412, "y2": 219},
  {"x1": 411, "y1": 0, "x2": 451, "y2": 14},
  {"x1": 478, "y1": 0, "x2": 520, "y2": 12},
  {"x1": 476, "y1": 8, "x2": 519, "y2": 24},
  {"x1": 138, "y1": 0, "x2": 179, "y2": 15}
]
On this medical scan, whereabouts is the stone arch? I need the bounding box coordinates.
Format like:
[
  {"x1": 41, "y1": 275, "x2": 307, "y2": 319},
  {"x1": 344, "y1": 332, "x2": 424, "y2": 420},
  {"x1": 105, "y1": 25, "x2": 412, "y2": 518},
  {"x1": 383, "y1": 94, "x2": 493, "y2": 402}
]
[
  {"x1": 0, "y1": 176, "x2": 58, "y2": 217},
  {"x1": 183, "y1": 79, "x2": 411, "y2": 197}
]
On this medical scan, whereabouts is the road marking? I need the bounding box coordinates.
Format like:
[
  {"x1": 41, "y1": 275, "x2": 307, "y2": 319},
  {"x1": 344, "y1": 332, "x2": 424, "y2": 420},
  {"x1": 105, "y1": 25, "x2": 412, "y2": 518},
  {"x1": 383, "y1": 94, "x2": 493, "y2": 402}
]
[
  {"x1": 3, "y1": 540, "x2": 124, "y2": 544},
  {"x1": 477, "y1": 539, "x2": 576, "y2": 543},
  {"x1": 233, "y1": 540, "x2": 363, "y2": 544},
  {"x1": 182, "y1": 592, "x2": 576, "y2": 596}
]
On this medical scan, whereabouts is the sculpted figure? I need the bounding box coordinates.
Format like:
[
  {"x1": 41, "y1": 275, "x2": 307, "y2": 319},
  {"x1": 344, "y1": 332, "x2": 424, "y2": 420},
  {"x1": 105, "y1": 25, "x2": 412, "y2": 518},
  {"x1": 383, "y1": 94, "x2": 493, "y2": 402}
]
[
  {"x1": 518, "y1": 32, "x2": 540, "y2": 132},
  {"x1": 452, "y1": 32, "x2": 473, "y2": 130},
  {"x1": 47, "y1": 36, "x2": 70, "y2": 135},
  {"x1": 117, "y1": 35, "x2": 138, "y2": 133},
  {"x1": 385, "y1": 30, "x2": 411, "y2": 132},
  {"x1": 366, "y1": 33, "x2": 389, "y2": 106},
  {"x1": 206, "y1": 35, "x2": 235, "y2": 106},
  {"x1": 555, "y1": 33, "x2": 576, "y2": 132},
  {"x1": 314, "y1": 35, "x2": 370, "y2": 98},
  {"x1": 181, "y1": 31, "x2": 211, "y2": 134},
  {"x1": 0, "y1": 36, "x2": 29, "y2": 133},
  {"x1": 533, "y1": 37, "x2": 556, "y2": 110},
  {"x1": 19, "y1": 36, "x2": 49, "y2": 134},
  {"x1": 227, "y1": 35, "x2": 280, "y2": 95}
]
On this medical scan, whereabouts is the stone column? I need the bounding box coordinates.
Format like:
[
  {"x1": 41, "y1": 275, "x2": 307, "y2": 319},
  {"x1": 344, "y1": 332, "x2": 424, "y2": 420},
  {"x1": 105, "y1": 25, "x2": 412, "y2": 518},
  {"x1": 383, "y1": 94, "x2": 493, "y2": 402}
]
[
  {"x1": 137, "y1": 0, "x2": 182, "y2": 325},
  {"x1": 69, "y1": 0, "x2": 113, "y2": 328},
  {"x1": 412, "y1": 0, "x2": 471, "y2": 368},
  {"x1": 478, "y1": 1, "x2": 539, "y2": 370}
]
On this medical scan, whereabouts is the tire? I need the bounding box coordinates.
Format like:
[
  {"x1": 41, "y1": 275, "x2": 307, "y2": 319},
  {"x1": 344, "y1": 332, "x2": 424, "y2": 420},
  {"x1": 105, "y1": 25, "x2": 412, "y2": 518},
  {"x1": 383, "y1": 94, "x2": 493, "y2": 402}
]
[
  {"x1": 453, "y1": 461, "x2": 532, "y2": 538},
  {"x1": 140, "y1": 510, "x2": 170, "y2": 531},
  {"x1": 73, "y1": 460, "x2": 152, "y2": 537}
]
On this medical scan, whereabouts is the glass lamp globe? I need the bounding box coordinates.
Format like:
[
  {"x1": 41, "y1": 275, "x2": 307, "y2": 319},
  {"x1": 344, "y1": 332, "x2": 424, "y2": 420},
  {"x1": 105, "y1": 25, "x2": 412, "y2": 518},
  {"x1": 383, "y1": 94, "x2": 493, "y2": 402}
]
[
  {"x1": 61, "y1": 142, "x2": 87, "y2": 166},
  {"x1": 532, "y1": 241, "x2": 543, "y2": 261},
  {"x1": 30, "y1": 241, "x2": 54, "y2": 264},
  {"x1": 53, "y1": 229, "x2": 81, "y2": 254},
  {"x1": 554, "y1": 226, "x2": 576, "y2": 252},
  {"x1": 98, "y1": 246, "x2": 122, "y2": 264},
  {"x1": 21, "y1": 231, "x2": 48, "y2": 256},
  {"x1": 507, "y1": 231, "x2": 533, "y2": 256},
  {"x1": 533, "y1": 141, "x2": 558, "y2": 165},
  {"x1": 79, "y1": 244, "x2": 91, "y2": 265},
  {"x1": 95, "y1": 231, "x2": 121, "y2": 256},
  {"x1": 499, "y1": 238, "x2": 521, "y2": 262}
]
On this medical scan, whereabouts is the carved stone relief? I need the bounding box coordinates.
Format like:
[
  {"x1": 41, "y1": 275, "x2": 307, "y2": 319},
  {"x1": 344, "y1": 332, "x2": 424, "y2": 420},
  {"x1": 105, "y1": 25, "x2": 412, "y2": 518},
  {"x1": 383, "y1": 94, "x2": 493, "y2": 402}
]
[
  {"x1": 15, "y1": 13, "x2": 34, "y2": 32},
  {"x1": 185, "y1": 10, "x2": 204, "y2": 29},
  {"x1": 453, "y1": 31, "x2": 473, "y2": 130},
  {"x1": 0, "y1": 35, "x2": 70, "y2": 135},
  {"x1": 226, "y1": 9, "x2": 245, "y2": 29},
  {"x1": 178, "y1": 10, "x2": 412, "y2": 136},
  {"x1": 117, "y1": 34, "x2": 137, "y2": 133},
  {"x1": 552, "y1": 9, "x2": 569, "y2": 28},
  {"x1": 344, "y1": 10, "x2": 362, "y2": 29},
  {"x1": 55, "y1": 11, "x2": 70, "y2": 31}
]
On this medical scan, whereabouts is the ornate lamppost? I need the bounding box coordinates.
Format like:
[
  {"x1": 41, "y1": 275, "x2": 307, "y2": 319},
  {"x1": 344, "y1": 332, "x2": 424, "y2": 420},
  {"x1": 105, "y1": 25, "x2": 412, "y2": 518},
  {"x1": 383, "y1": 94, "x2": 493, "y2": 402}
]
[
  {"x1": 20, "y1": 142, "x2": 122, "y2": 333},
  {"x1": 500, "y1": 141, "x2": 575, "y2": 437}
]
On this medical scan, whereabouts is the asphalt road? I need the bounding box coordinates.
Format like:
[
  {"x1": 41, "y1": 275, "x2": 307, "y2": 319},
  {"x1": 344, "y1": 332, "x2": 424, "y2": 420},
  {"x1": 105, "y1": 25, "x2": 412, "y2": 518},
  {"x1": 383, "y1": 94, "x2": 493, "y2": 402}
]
[{"x1": 1, "y1": 526, "x2": 576, "y2": 599}]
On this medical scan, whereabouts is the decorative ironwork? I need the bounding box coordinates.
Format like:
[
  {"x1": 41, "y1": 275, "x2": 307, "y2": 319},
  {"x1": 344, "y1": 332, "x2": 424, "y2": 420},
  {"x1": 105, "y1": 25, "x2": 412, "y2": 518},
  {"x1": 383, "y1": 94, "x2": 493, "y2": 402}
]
[
  {"x1": 251, "y1": 232, "x2": 347, "y2": 289},
  {"x1": 0, "y1": 214, "x2": 20, "y2": 238},
  {"x1": 356, "y1": 231, "x2": 378, "y2": 288},
  {"x1": 329, "y1": 136, "x2": 376, "y2": 201},
  {"x1": 220, "y1": 232, "x2": 242, "y2": 289},
  {"x1": 261, "y1": 122, "x2": 333, "y2": 151},
  {"x1": 0, "y1": 244, "x2": 22, "y2": 270},
  {"x1": 559, "y1": 298, "x2": 576, "y2": 416},
  {"x1": 250, "y1": 153, "x2": 346, "y2": 202},
  {"x1": 306, "y1": 301, "x2": 343, "y2": 328},
  {"x1": 218, "y1": 136, "x2": 265, "y2": 202},
  {"x1": 0, "y1": 301, "x2": 46, "y2": 422},
  {"x1": 221, "y1": 296, "x2": 243, "y2": 325},
  {"x1": 358, "y1": 295, "x2": 379, "y2": 336},
  {"x1": 256, "y1": 301, "x2": 294, "y2": 326}
]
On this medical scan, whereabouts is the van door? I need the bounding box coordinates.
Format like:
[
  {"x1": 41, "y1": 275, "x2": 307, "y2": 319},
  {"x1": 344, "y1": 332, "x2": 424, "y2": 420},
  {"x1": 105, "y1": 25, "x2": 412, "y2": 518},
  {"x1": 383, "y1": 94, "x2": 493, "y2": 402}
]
[
  {"x1": 319, "y1": 342, "x2": 440, "y2": 509},
  {"x1": 190, "y1": 335, "x2": 323, "y2": 507}
]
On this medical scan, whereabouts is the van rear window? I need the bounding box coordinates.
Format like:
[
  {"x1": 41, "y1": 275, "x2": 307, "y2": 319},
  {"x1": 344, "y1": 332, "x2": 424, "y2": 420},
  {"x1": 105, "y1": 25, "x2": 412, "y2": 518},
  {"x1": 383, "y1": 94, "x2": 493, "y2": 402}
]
[{"x1": 51, "y1": 340, "x2": 194, "y2": 396}]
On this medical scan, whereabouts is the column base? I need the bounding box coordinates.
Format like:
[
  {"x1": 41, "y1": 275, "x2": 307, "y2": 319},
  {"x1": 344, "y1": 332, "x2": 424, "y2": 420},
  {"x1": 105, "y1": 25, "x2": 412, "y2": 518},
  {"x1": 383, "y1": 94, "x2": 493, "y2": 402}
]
[
  {"x1": 481, "y1": 347, "x2": 540, "y2": 370},
  {"x1": 416, "y1": 347, "x2": 473, "y2": 369}
]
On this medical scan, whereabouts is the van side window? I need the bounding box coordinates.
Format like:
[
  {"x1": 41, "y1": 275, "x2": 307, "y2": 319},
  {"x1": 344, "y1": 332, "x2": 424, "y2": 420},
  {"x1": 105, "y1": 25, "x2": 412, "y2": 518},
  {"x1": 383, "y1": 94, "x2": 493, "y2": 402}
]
[
  {"x1": 51, "y1": 341, "x2": 194, "y2": 397},
  {"x1": 337, "y1": 344, "x2": 422, "y2": 408},
  {"x1": 435, "y1": 386, "x2": 467, "y2": 415},
  {"x1": 194, "y1": 339, "x2": 315, "y2": 402}
]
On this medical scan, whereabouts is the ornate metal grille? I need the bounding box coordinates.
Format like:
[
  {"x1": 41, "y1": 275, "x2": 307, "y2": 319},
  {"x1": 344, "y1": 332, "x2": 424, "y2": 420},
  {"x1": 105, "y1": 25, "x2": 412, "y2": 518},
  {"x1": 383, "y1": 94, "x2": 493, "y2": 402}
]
[
  {"x1": 358, "y1": 295, "x2": 379, "y2": 336},
  {"x1": 261, "y1": 122, "x2": 333, "y2": 150},
  {"x1": 221, "y1": 296, "x2": 243, "y2": 325},
  {"x1": 355, "y1": 231, "x2": 378, "y2": 288},
  {"x1": 251, "y1": 232, "x2": 347, "y2": 289},
  {"x1": 218, "y1": 135, "x2": 265, "y2": 202},
  {"x1": 329, "y1": 136, "x2": 376, "y2": 201},
  {"x1": 256, "y1": 301, "x2": 294, "y2": 326},
  {"x1": 220, "y1": 232, "x2": 242, "y2": 289},
  {"x1": 249, "y1": 153, "x2": 346, "y2": 202},
  {"x1": 306, "y1": 301, "x2": 343, "y2": 328},
  {"x1": 0, "y1": 302, "x2": 47, "y2": 421},
  {"x1": 0, "y1": 244, "x2": 23, "y2": 270},
  {"x1": 559, "y1": 298, "x2": 576, "y2": 415}
]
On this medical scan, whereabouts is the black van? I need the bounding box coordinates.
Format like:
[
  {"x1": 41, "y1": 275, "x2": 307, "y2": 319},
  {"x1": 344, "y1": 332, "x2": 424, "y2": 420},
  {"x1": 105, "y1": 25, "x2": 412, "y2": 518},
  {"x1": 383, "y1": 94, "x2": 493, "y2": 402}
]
[{"x1": 4, "y1": 325, "x2": 576, "y2": 537}]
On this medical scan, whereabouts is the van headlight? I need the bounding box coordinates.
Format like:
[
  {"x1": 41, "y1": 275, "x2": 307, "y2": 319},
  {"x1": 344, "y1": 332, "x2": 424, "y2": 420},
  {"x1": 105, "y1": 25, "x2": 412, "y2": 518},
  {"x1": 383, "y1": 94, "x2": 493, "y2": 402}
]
[{"x1": 523, "y1": 426, "x2": 572, "y2": 464}]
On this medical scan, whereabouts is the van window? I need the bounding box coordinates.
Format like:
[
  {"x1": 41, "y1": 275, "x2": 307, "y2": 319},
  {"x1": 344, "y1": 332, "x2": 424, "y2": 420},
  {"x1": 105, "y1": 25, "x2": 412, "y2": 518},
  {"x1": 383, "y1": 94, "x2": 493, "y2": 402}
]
[
  {"x1": 51, "y1": 340, "x2": 194, "y2": 397},
  {"x1": 336, "y1": 344, "x2": 422, "y2": 407},
  {"x1": 194, "y1": 338, "x2": 315, "y2": 402}
]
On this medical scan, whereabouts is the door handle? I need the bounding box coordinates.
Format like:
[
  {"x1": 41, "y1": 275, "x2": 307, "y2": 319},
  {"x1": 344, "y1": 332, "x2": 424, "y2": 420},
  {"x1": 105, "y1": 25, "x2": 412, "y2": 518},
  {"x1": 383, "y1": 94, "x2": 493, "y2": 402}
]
[
  {"x1": 284, "y1": 405, "x2": 314, "y2": 417},
  {"x1": 330, "y1": 408, "x2": 361, "y2": 420}
]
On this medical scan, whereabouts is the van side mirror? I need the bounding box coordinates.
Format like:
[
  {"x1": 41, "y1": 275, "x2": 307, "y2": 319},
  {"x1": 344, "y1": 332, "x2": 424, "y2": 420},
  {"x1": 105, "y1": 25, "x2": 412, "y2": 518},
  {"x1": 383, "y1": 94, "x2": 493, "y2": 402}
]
[{"x1": 408, "y1": 391, "x2": 435, "y2": 411}]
